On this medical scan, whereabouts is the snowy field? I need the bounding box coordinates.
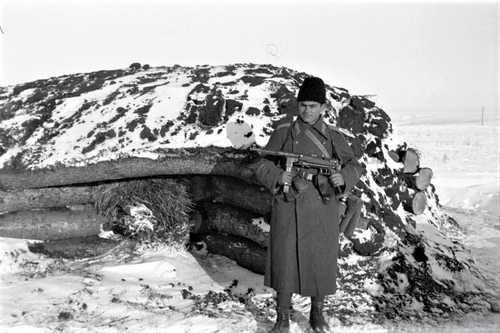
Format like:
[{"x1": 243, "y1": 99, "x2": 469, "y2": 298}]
[
  {"x1": 1, "y1": 119, "x2": 500, "y2": 332},
  {"x1": 393, "y1": 121, "x2": 499, "y2": 215}
]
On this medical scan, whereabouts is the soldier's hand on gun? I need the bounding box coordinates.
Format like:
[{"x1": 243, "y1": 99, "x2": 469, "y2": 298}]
[
  {"x1": 278, "y1": 171, "x2": 294, "y2": 186},
  {"x1": 329, "y1": 172, "x2": 345, "y2": 186}
]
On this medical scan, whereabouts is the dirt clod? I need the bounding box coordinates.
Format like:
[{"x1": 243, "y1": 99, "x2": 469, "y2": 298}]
[{"x1": 58, "y1": 311, "x2": 73, "y2": 321}]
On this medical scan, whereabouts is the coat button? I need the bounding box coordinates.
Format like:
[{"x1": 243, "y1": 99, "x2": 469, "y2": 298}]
[{"x1": 295, "y1": 141, "x2": 299, "y2": 144}]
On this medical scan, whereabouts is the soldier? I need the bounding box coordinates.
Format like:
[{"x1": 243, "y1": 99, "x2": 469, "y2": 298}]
[{"x1": 251, "y1": 77, "x2": 363, "y2": 333}]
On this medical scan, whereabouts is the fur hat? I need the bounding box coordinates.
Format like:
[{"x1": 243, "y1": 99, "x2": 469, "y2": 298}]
[{"x1": 297, "y1": 77, "x2": 326, "y2": 104}]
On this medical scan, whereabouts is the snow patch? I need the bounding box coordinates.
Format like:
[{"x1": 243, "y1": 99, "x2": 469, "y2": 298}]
[
  {"x1": 251, "y1": 217, "x2": 270, "y2": 233},
  {"x1": 0, "y1": 145, "x2": 23, "y2": 169},
  {"x1": 146, "y1": 83, "x2": 194, "y2": 125},
  {"x1": 351, "y1": 227, "x2": 374, "y2": 243},
  {"x1": 100, "y1": 260, "x2": 177, "y2": 281}
]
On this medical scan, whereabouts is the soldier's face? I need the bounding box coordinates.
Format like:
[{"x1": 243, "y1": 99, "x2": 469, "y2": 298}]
[{"x1": 298, "y1": 101, "x2": 325, "y2": 124}]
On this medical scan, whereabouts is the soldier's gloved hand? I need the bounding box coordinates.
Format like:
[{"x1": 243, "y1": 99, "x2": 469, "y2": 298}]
[
  {"x1": 278, "y1": 171, "x2": 294, "y2": 186},
  {"x1": 329, "y1": 172, "x2": 345, "y2": 187}
]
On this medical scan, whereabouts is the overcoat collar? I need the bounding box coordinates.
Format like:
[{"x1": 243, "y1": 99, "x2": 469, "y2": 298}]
[{"x1": 291, "y1": 116, "x2": 330, "y2": 140}]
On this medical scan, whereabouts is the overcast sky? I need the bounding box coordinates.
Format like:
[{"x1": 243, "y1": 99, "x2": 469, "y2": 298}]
[{"x1": 0, "y1": 0, "x2": 498, "y2": 122}]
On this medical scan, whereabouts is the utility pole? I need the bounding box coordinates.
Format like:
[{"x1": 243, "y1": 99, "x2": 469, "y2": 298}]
[{"x1": 481, "y1": 106, "x2": 485, "y2": 126}]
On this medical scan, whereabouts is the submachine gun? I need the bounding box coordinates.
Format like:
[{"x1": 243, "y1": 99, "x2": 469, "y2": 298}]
[{"x1": 250, "y1": 147, "x2": 348, "y2": 208}]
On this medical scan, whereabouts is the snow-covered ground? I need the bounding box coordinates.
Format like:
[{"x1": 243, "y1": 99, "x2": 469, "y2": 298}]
[
  {"x1": 1, "y1": 238, "x2": 499, "y2": 333},
  {"x1": 1, "y1": 120, "x2": 499, "y2": 332}
]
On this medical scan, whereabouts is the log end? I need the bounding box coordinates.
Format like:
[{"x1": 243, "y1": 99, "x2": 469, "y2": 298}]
[
  {"x1": 412, "y1": 191, "x2": 427, "y2": 215},
  {"x1": 416, "y1": 167, "x2": 433, "y2": 190},
  {"x1": 388, "y1": 150, "x2": 401, "y2": 163},
  {"x1": 403, "y1": 148, "x2": 420, "y2": 174}
]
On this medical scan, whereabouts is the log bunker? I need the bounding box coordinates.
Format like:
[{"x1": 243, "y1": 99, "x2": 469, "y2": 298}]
[{"x1": 0, "y1": 63, "x2": 497, "y2": 320}]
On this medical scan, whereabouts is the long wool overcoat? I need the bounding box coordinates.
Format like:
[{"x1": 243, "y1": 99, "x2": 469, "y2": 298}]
[{"x1": 252, "y1": 115, "x2": 363, "y2": 296}]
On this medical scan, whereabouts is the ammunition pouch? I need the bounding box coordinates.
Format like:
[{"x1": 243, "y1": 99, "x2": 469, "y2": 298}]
[
  {"x1": 281, "y1": 167, "x2": 345, "y2": 204},
  {"x1": 313, "y1": 174, "x2": 336, "y2": 202},
  {"x1": 281, "y1": 167, "x2": 316, "y2": 202},
  {"x1": 282, "y1": 176, "x2": 309, "y2": 202},
  {"x1": 292, "y1": 176, "x2": 309, "y2": 193}
]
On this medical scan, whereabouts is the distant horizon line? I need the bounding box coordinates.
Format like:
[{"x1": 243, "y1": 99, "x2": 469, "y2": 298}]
[{"x1": 393, "y1": 116, "x2": 499, "y2": 126}]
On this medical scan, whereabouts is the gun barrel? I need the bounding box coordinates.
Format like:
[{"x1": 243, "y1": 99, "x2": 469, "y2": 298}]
[
  {"x1": 250, "y1": 147, "x2": 340, "y2": 169},
  {"x1": 250, "y1": 147, "x2": 304, "y2": 158}
]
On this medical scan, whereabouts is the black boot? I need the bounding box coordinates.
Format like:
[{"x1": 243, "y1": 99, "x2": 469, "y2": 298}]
[
  {"x1": 269, "y1": 309, "x2": 290, "y2": 333},
  {"x1": 309, "y1": 296, "x2": 331, "y2": 333},
  {"x1": 269, "y1": 292, "x2": 291, "y2": 333}
]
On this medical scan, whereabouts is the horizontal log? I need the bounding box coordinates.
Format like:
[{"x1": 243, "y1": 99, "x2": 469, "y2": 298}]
[
  {"x1": 0, "y1": 207, "x2": 104, "y2": 240},
  {"x1": 201, "y1": 233, "x2": 266, "y2": 274},
  {"x1": 0, "y1": 147, "x2": 257, "y2": 191},
  {"x1": 204, "y1": 203, "x2": 269, "y2": 248},
  {"x1": 28, "y1": 236, "x2": 120, "y2": 259},
  {"x1": 190, "y1": 176, "x2": 271, "y2": 215},
  {"x1": 211, "y1": 177, "x2": 271, "y2": 215},
  {"x1": 1, "y1": 175, "x2": 271, "y2": 215},
  {"x1": 0, "y1": 186, "x2": 97, "y2": 212}
]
